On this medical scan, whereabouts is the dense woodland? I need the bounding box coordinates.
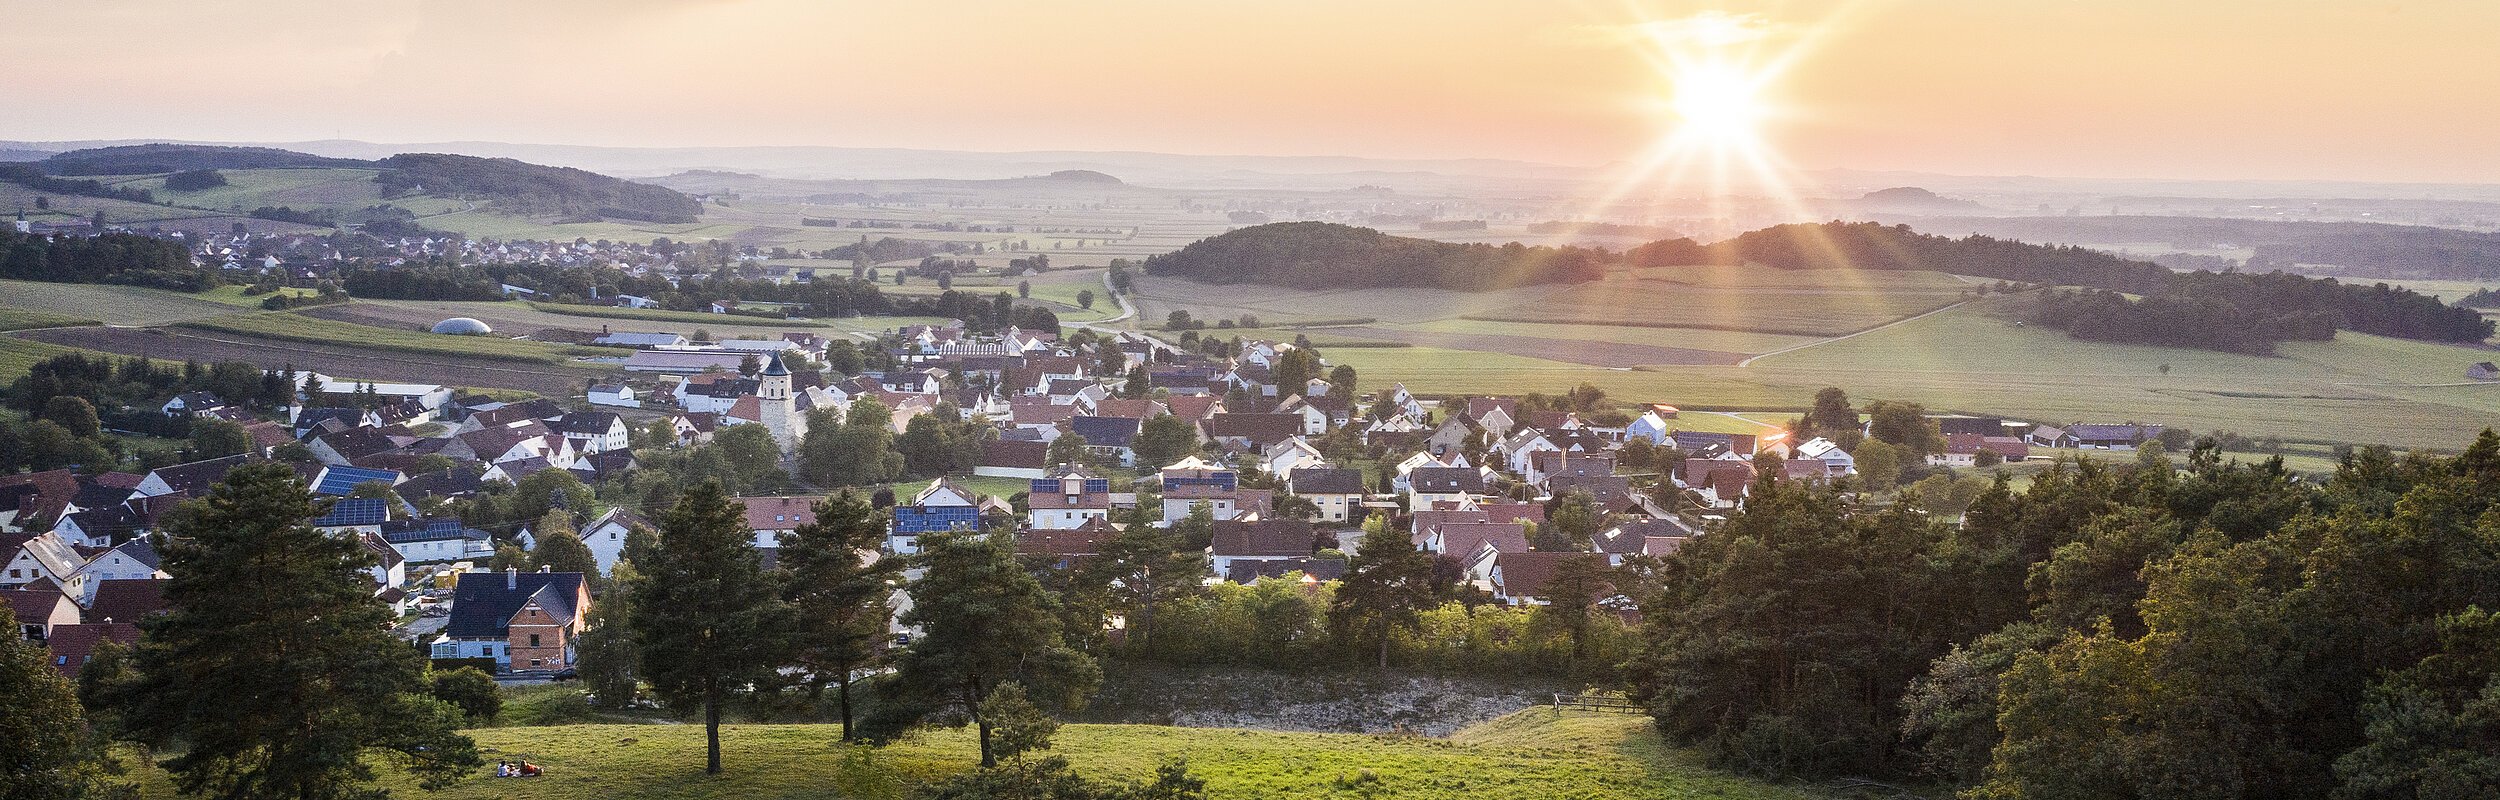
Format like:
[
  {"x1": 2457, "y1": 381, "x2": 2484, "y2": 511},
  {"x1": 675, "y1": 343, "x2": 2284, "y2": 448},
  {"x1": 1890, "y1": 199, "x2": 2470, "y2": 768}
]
[
  {"x1": 375, "y1": 153, "x2": 704, "y2": 223},
  {"x1": 1695, "y1": 221, "x2": 2489, "y2": 350},
  {"x1": 1905, "y1": 214, "x2": 2500, "y2": 281},
  {"x1": 0, "y1": 164, "x2": 159, "y2": 204},
  {"x1": 1630, "y1": 437, "x2": 2500, "y2": 797},
  {"x1": 36, "y1": 143, "x2": 373, "y2": 175},
  {"x1": 1144, "y1": 221, "x2": 1611, "y2": 290},
  {"x1": 0, "y1": 229, "x2": 215, "y2": 290}
]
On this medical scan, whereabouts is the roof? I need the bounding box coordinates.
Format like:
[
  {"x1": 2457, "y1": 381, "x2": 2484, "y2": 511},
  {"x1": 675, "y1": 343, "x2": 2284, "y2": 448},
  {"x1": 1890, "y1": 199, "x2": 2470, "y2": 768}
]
[
  {"x1": 1479, "y1": 502, "x2": 1547, "y2": 525},
  {"x1": 86, "y1": 579, "x2": 170, "y2": 623},
  {"x1": 1200, "y1": 413, "x2": 1302, "y2": 445},
  {"x1": 2069, "y1": 423, "x2": 2161, "y2": 442},
  {"x1": 44, "y1": 622, "x2": 140, "y2": 676},
  {"x1": 555, "y1": 411, "x2": 625, "y2": 435},
  {"x1": 1067, "y1": 416, "x2": 1142, "y2": 448},
  {"x1": 1016, "y1": 522, "x2": 1118, "y2": 559},
  {"x1": 313, "y1": 497, "x2": 391, "y2": 528},
  {"x1": 1288, "y1": 467, "x2": 1365, "y2": 495},
  {"x1": 1435, "y1": 522, "x2": 1530, "y2": 558},
  {"x1": 313, "y1": 465, "x2": 401, "y2": 496},
  {"x1": 1597, "y1": 519, "x2": 1689, "y2": 554},
  {"x1": 2, "y1": 586, "x2": 72, "y2": 624},
  {"x1": 739, "y1": 496, "x2": 818, "y2": 532},
  {"x1": 981, "y1": 439, "x2": 1050, "y2": 470},
  {"x1": 144, "y1": 454, "x2": 254, "y2": 495},
  {"x1": 1090, "y1": 398, "x2": 1166, "y2": 420},
  {"x1": 1210, "y1": 520, "x2": 1319, "y2": 557},
  {"x1": 314, "y1": 428, "x2": 398, "y2": 460},
  {"x1": 1226, "y1": 557, "x2": 1347, "y2": 583},
  {"x1": 1494, "y1": 552, "x2": 1590, "y2": 600},
  {"x1": 444, "y1": 570, "x2": 586, "y2": 639},
  {"x1": 1408, "y1": 467, "x2": 1485, "y2": 494}
]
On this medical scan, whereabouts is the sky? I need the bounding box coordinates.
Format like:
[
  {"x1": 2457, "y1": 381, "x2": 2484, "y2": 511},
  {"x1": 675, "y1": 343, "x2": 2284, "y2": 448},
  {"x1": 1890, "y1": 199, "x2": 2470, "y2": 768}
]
[{"x1": 6, "y1": 0, "x2": 2497, "y2": 183}]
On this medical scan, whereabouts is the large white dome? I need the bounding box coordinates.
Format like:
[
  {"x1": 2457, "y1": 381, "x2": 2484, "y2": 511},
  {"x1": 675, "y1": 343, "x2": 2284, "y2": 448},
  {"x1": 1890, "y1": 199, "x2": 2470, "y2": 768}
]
[{"x1": 430, "y1": 317, "x2": 493, "y2": 335}]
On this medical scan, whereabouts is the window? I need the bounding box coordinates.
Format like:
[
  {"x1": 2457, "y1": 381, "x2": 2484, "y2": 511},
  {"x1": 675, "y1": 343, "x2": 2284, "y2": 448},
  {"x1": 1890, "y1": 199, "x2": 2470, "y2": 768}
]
[{"x1": 529, "y1": 634, "x2": 541, "y2": 647}]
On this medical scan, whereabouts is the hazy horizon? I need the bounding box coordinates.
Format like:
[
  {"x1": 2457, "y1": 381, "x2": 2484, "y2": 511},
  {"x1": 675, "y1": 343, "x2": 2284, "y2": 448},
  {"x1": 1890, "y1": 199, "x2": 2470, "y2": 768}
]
[{"x1": 9, "y1": 1, "x2": 2499, "y2": 184}]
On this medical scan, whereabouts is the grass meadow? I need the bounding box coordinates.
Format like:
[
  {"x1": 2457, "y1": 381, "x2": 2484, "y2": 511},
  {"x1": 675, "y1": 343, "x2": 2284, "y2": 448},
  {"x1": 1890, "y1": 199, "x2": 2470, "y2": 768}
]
[
  {"x1": 118, "y1": 709, "x2": 1827, "y2": 800},
  {"x1": 179, "y1": 312, "x2": 606, "y2": 364}
]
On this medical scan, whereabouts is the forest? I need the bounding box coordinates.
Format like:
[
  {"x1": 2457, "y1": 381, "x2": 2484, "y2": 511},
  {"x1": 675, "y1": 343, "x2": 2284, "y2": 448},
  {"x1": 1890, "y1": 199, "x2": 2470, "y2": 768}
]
[
  {"x1": 35, "y1": 143, "x2": 374, "y2": 175},
  {"x1": 0, "y1": 228, "x2": 216, "y2": 290},
  {"x1": 1630, "y1": 437, "x2": 2500, "y2": 797},
  {"x1": 1143, "y1": 221, "x2": 1612, "y2": 290},
  {"x1": 0, "y1": 164, "x2": 159, "y2": 204},
  {"x1": 373, "y1": 153, "x2": 704, "y2": 223},
  {"x1": 1901, "y1": 214, "x2": 2500, "y2": 281},
  {"x1": 1684, "y1": 221, "x2": 2487, "y2": 350}
]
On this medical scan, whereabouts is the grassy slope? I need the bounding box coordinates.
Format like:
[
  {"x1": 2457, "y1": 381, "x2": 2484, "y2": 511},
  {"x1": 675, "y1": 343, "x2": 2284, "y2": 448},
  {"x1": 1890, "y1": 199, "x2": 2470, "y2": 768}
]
[
  {"x1": 179, "y1": 311, "x2": 606, "y2": 364},
  {"x1": 0, "y1": 280, "x2": 246, "y2": 325},
  {"x1": 0, "y1": 308, "x2": 100, "y2": 331},
  {"x1": 123, "y1": 710, "x2": 1823, "y2": 800}
]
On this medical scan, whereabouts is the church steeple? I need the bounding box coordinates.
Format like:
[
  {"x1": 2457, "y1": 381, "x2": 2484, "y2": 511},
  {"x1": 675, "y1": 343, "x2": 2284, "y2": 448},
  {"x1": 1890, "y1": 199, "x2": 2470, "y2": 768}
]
[{"x1": 760, "y1": 352, "x2": 791, "y2": 401}]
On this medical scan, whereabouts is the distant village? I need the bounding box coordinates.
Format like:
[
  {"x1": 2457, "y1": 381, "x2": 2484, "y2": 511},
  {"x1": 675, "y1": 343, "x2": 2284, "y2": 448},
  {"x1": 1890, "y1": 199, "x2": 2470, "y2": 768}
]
[{"x1": 2, "y1": 296, "x2": 2173, "y2": 677}]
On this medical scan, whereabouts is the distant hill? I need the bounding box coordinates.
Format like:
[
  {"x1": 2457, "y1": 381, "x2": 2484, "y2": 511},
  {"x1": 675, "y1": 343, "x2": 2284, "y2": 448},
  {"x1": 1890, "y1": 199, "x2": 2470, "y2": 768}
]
[
  {"x1": 375, "y1": 153, "x2": 703, "y2": 223},
  {"x1": 40, "y1": 144, "x2": 375, "y2": 175},
  {"x1": 1143, "y1": 221, "x2": 1608, "y2": 290},
  {"x1": 1041, "y1": 169, "x2": 1122, "y2": 184},
  {"x1": 1851, "y1": 185, "x2": 1986, "y2": 213},
  {"x1": 1899, "y1": 214, "x2": 2500, "y2": 281}
]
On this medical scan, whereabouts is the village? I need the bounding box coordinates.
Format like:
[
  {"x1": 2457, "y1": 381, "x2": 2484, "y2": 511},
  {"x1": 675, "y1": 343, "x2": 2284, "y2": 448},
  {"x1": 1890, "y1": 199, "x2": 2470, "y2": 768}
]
[{"x1": 2, "y1": 299, "x2": 2172, "y2": 681}]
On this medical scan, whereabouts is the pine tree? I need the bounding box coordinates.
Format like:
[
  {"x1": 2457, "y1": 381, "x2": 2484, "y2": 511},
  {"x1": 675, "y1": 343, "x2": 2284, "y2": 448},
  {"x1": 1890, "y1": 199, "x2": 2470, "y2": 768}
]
[
  {"x1": 865, "y1": 530, "x2": 1100, "y2": 768},
  {"x1": 1078, "y1": 519, "x2": 1208, "y2": 653},
  {"x1": 529, "y1": 509, "x2": 599, "y2": 577},
  {"x1": 627, "y1": 481, "x2": 786, "y2": 774},
  {"x1": 1331, "y1": 516, "x2": 1438, "y2": 670},
  {"x1": 117, "y1": 463, "x2": 481, "y2": 797},
  {"x1": 777, "y1": 490, "x2": 903, "y2": 741}
]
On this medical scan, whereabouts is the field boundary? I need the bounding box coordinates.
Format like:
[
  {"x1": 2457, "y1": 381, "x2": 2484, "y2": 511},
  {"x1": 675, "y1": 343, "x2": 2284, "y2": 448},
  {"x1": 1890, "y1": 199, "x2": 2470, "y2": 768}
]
[{"x1": 1738, "y1": 300, "x2": 1973, "y2": 367}]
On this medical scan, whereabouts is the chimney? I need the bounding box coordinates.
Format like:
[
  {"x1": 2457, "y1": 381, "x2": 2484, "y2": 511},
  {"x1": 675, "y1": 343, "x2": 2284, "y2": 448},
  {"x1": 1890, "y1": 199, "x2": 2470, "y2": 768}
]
[
  {"x1": 539, "y1": 565, "x2": 551, "y2": 573},
  {"x1": 505, "y1": 567, "x2": 517, "y2": 590}
]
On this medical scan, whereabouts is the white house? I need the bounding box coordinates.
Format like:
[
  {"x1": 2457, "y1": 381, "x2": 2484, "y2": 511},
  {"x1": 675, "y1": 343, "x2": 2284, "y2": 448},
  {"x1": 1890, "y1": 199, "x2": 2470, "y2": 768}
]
[
  {"x1": 587, "y1": 384, "x2": 641, "y2": 408},
  {"x1": 575, "y1": 508, "x2": 653, "y2": 574},
  {"x1": 1260, "y1": 437, "x2": 1326, "y2": 480}
]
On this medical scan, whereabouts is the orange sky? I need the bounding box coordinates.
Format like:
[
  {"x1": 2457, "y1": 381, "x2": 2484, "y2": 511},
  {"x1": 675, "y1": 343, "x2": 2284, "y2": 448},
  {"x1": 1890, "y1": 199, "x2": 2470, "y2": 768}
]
[{"x1": 7, "y1": 0, "x2": 2496, "y2": 182}]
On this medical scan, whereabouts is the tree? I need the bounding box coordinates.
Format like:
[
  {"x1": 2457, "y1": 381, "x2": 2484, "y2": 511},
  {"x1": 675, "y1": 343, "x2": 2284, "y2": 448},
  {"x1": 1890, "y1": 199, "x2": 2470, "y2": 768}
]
[
  {"x1": 510, "y1": 468, "x2": 596, "y2": 530},
  {"x1": 1018, "y1": 280, "x2": 1031, "y2": 299},
  {"x1": 190, "y1": 417, "x2": 252, "y2": 459},
  {"x1": 1806, "y1": 387, "x2": 1857, "y2": 436},
  {"x1": 975, "y1": 683, "x2": 1059, "y2": 763},
  {"x1": 1130, "y1": 414, "x2": 1199, "y2": 469},
  {"x1": 1270, "y1": 348, "x2": 1323, "y2": 395},
  {"x1": 574, "y1": 547, "x2": 643, "y2": 708},
  {"x1": 1078, "y1": 519, "x2": 1207, "y2": 653},
  {"x1": 1852, "y1": 439, "x2": 1904, "y2": 489},
  {"x1": 806, "y1": 397, "x2": 904, "y2": 487},
  {"x1": 1327, "y1": 364, "x2": 1357, "y2": 396},
  {"x1": 430, "y1": 667, "x2": 503, "y2": 723},
  {"x1": 114, "y1": 463, "x2": 481, "y2": 797},
  {"x1": 866, "y1": 530, "x2": 1101, "y2": 768},
  {"x1": 897, "y1": 413, "x2": 951, "y2": 478},
  {"x1": 1331, "y1": 516, "x2": 1438, "y2": 670},
  {"x1": 529, "y1": 510, "x2": 600, "y2": 576},
  {"x1": 1164, "y1": 310, "x2": 1193, "y2": 331},
  {"x1": 1865, "y1": 400, "x2": 1944, "y2": 456},
  {"x1": 628, "y1": 481, "x2": 787, "y2": 774},
  {"x1": 0, "y1": 605, "x2": 110, "y2": 800},
  {"x1": 41, "y1": 395, "x2": 100, "y2": 438},
  {"x1": 1542, "y1": 491, "x2": 1601, "y2": 551},
  {"x1": 1047, "y1": 432, "x2": 1092, "y2": 470},
  {"x1": 1077, "y1": 289, "x2": 1095, "y2": 310},
  {"x1": 1121, "y1": 365, "x2": 1150, "y2": 399},
  {"x1": 1539, "y1": 553, "x2": 1616, "y2": 661},
  {"x1": 777, "y1": 491, "x2": 903, "y2": 741}
]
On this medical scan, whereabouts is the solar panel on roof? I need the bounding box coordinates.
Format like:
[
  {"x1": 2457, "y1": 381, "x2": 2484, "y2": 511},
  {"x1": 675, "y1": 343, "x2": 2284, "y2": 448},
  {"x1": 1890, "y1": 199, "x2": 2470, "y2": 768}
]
[
  {"x1": 314, "y1": 466, "x2": 401, "y2": 496},
  {"x1": 312, "y1": 497, "x2": 390, "y2": 528},
  {"x1": 893, "y1": 506, "x2": 981, "y2": 534}
]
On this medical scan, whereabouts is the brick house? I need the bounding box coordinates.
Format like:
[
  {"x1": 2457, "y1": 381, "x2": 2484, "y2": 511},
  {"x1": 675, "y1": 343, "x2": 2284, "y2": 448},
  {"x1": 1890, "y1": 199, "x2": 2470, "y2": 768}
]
[{"x1": 433, "y1": 568, "x2": 590, "y2": 672}]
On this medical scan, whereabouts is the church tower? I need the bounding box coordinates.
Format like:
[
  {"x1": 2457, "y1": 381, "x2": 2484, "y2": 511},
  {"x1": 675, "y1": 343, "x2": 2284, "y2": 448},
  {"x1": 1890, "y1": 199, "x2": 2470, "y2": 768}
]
[{"x1": 758, "y1": 352, "x2": 806, "y2": 453}]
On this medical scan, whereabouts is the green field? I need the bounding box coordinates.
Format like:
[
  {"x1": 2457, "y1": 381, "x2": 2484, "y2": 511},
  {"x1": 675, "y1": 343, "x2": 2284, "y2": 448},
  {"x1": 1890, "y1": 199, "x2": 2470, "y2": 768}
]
[
  {"x1": 0, "y1": 337, "x2": 82, "y2": 382},
  {"x1": 1308, "y1": 297, "x2": 2500, "y2": 450},
  {"x1": 0, "y1": 280, "x2": 248, "y2": 325},
  {"x1": 121, "y1": 710, "x2": 1822, "y2": 800},
  {"x1": 196, "y1": 284, "x2": 323, "y2": 306},
  {"x1": 180, "y1": 312, "x2": 604, "y2": 364},
  {"x1": 522, "y1": 302, "x2": 950, "y2": 337},
  {"x1": 0, "y1": 308, "x2": 100, "y2": 331}
]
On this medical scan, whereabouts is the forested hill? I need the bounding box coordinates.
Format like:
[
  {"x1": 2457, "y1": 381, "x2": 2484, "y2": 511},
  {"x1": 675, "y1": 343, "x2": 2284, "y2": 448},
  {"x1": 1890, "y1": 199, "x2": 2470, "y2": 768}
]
[
  {"x1": 1634, "y1": 221, "x2": 2492, "y2": 350},
  {"x1": 375, "y1": 153, "x2": 703, "y2": 224},
  {"x1": 1143, "y1": 221, "x2": 1609, "y2": 290},
  {"x1": 38, "y1": 144, "x2": 375, "y2": 175}
]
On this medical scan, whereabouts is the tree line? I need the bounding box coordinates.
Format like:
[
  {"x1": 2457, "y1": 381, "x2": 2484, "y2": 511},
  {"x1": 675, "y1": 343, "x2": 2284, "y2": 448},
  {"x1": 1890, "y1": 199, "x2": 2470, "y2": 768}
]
[
  {"x1": 0, "y1": 228, "x2": 214, "y2": 291},
  {"x1": 1144, "y1": 221, "x2": 1612, "y2": 290},
  {"x1": 373, "y1": 153, "x2": 703, "y2": 224},
  {"x1": 1625, "y1": 433, "x2": 2500, "y2": 798}
]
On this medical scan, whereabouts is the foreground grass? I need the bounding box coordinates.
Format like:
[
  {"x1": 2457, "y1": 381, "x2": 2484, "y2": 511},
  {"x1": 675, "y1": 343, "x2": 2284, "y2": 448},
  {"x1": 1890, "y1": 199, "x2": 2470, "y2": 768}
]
[
  {"x1": 122, "y1": 709, "x2": 1825, "y2": 800},
  {"x1": 180, "y1": 312, "x2": 604, "y2": 364},
  {"x1": 0, "y1": 308, "x2": 100, "y2": 331}
]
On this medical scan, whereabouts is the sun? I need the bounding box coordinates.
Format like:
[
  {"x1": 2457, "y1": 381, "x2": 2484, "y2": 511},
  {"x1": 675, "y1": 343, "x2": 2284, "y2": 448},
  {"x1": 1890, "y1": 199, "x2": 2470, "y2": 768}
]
[{"x1": 1668, "y1": 60, "x2": 1768, "y2": 145}]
